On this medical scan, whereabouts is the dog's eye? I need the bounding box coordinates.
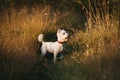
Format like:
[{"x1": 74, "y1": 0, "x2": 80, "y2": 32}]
[{"x1": 63, "y1": 33, "x2": 65, "y2": 35}]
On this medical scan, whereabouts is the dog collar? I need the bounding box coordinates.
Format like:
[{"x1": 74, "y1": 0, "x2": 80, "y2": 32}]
[{"x1": 57, "y1": 41, "x2": 64, "y2": 44}]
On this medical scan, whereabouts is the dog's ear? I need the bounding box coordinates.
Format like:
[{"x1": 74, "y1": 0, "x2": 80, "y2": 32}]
[
  {"x1": 57, "y1": 29, "x2": 61, "y2": 37},
  {"x1": 57, "y1": 29, "x2": 61, "y2": 33}
]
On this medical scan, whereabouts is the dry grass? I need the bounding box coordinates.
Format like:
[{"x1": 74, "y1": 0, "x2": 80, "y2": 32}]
[
  {"x1": 74, "y1": 0, "x2": 119, "y2": 58},
  {"x1": 0, "y1": 6, "x2": 57, "y2": 54},
  {"x1": 0, "y1": 0, "x2": 120, "y2": 80},
  {"x1": 0, "y1": 6, "x2": 59, "y2": 80}
]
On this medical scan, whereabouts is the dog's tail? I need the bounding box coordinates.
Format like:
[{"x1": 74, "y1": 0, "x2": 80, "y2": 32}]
[{"x1": 38, "y1": 34, "x2": 44, "y2": 42}]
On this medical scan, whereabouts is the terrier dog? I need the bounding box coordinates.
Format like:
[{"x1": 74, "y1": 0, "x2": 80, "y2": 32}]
[{"x1": 38, "y1": 29, "x2": 69, "y2": 63}]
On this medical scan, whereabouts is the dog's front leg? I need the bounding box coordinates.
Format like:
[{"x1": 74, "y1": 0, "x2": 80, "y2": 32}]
[{"x1": 54, "y1": 52, "x2": 58, "y2": 63}]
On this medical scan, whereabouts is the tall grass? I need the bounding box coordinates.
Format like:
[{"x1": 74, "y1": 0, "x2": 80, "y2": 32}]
[
  {"x1": 0, "y1": 0, "x2": 120, "y2": 80},
  {"x1": 74, "y1": 0, "x2": 119, "y2": 58},
  {"x1": 0, "y1": 6, "x2": 59, "y2": 80},
  {"x1": 0, "y1": 6, "x2": 56, "y2": 53}
]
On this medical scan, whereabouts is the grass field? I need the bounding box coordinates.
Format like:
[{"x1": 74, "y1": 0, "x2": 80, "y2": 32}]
[{"x1": 0, "y1": 1, "x2": 120, "y2": 80}]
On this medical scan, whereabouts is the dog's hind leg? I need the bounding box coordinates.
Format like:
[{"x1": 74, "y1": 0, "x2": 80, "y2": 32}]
[{"x1": 41, "y1": 46, "x2": 46, "y2": 57}]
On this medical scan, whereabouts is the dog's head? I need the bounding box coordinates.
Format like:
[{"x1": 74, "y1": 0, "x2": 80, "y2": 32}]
[{"x1": 57, "y1": 29, "x2": 69, "y2": 42}]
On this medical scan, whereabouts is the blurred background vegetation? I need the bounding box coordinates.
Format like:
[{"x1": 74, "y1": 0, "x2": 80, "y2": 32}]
[{"x1": 0, "y1": 0, "x2": 120, "y2": 80}]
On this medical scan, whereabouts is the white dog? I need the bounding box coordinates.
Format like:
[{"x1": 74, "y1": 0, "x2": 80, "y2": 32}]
[{"x1": 38, "y1": 29, "x2": 69, "y2": 63}]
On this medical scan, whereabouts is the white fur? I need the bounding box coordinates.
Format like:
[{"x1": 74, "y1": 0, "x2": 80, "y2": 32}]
[{"x1": 38, "y1": 29, "x2": 69, "y2": 63}]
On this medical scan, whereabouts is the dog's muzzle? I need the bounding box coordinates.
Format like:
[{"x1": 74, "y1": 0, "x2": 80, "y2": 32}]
[{"x1": 64, "y1": 37, "x2": 69, "y2": 41}]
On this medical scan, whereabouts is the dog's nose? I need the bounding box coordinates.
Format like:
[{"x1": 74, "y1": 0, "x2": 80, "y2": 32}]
[{"x1": 65, "y1": 37, "x2": 68, "y2": 39}]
